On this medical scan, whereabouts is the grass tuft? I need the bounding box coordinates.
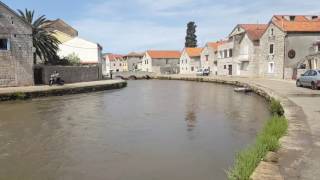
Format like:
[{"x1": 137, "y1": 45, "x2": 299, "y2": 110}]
[
  {"x1": 270, "y1": 99, "x2": 284, "y2": 116},
  {"x1": 227, "y1": 116, "x2": 288, "y2": 180}
]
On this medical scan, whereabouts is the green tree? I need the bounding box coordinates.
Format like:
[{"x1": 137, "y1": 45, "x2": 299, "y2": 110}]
[
  {"x1": 18, "y1": 9, "x2": 61, "y2": 64},
  {"x1": 185, "y1": 21, "x2": 197, "y2": 47},
  {"x1": 65, "y1": 53, "x2": 81, "y2": 66}
]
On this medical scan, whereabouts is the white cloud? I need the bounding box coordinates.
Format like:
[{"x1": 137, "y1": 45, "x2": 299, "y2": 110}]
[{"x1": 71, "y1": 0, "x2": 320, "y2": 53}]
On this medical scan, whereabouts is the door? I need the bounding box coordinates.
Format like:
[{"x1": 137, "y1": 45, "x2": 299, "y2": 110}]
[
  {"x1": 228, "y1": 65, "x2": 232, "y2": 75},
  {"x1": 300, "y1": 70, "x2": 309, "y2": 86}
]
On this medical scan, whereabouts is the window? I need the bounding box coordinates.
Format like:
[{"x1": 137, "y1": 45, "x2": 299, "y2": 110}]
[
  {"x1": 317, "y1": 44, "x2": 320, "y2": 52},
  {"x1": 270, "y1": 28, "x2": 274, "y2": 36},
  {"x1": 113, "y1": 63, "x2": 116, "y2": 66},
  {"x1": 166, "y1": 59, "x2": 169, "y2": 64},
  {"x1": 312, "y1": 16, "x2": 318, "y2": 20},
  {"x1": 268, "y1": 62, "x2": 275, "y2": 73},
  {"x1": 224, "y1": 50, "x2": 228, "y2": 58},
  {"x1": 269, "y1": 44, "x2": 274, "y2": 54},
  {"x1": 119, "y1": 63, "x2": 122, "y2": 66},
  {"x1": 241, "y1": 61, "x2": 249, "y2": 71},
  {"x1": 205, "y1": 55, "x2": 209, "y2": 61},
  {"x1": 0, "y1": 39, "x2": 9, "y2": 50},
  {"x1": 229, "y1": 49, "x2": 233, "y2": 57},
  {"x1": 224, "y1": 65, "x2": 227, "y2": 69},
  {"x1": 289, "y1": 16, "x2": 296, "y2": 21},
  {"x1": 191, "y1": 66, "x2": 194, "y2": 71}
]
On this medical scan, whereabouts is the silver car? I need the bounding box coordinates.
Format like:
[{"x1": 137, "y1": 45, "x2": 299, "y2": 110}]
[{"x1": 296, "y1": 69, "x2": 320, "y2": 90}]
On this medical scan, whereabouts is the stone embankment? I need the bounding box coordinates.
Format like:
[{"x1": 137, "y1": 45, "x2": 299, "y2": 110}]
[
  {"x1": 154, "y1": 75, "x2": 320, "y2": 180},
  {"x1": 0, "y1": 80, "x2": 127, "y2": 101}
]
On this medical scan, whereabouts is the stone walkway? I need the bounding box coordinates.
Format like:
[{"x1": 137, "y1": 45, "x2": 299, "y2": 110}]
[
  {"x1": 156, "y1": 75, "x2": 320, "y2": 180},
  {"x1": 0, "y1": 80, "x2": 126, "y2": 100}
]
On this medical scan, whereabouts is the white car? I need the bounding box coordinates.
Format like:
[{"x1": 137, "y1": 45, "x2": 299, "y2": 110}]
[
  {"x1": 196, "y1": 68, "x2": 210, "y2": 76},
  {"x1": 296, "y1": 69, "x2": 320, "y2": 90}
]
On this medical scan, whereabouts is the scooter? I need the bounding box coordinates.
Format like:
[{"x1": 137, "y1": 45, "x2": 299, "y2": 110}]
[{"x1": 49, "y1": 77, "x2": 65, "y2": 86}]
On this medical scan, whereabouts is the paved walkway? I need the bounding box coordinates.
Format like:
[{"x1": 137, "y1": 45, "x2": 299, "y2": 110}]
[
  {"x1": 157, "y1": 75, "x2": 320, "y2": 180},
  {"x1": 0, "y1": 80, "x2": 126, "y2": 100}
]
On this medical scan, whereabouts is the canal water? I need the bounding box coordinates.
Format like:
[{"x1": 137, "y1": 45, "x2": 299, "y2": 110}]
[{"x1": 0, "y1": 80, "x2": 270, "y2": 180}]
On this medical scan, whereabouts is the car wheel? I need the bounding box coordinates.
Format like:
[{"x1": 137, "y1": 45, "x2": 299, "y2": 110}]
[
  {"x1": 296, "y1": 80, "x2": 302, "y2": 87},
  {"x1": 311, "y1": 82, "x2": 317, "y2": 90}
]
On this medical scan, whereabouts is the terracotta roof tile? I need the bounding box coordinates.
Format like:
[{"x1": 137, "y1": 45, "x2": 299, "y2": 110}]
[
  {"x1": 239, "y1": 24, "x2": 268, "y2": 41},
  {"x1": 207, "y1": 41, "x2": 227, "y2": 50},
  {"x1": 146, "y1": 50, "x2": 181, "y2": 59},
  {"x1": 105, "y1": 53, "x2": 124, "y2": 61},
  {"x1": 272, "y1": 15, "x2": 320, "y2": 32},
  {"x1": 185, "y1": 47, "x2": 203, "y2": 57}
]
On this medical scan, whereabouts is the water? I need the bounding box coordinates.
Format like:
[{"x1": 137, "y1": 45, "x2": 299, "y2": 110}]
[{"x1": 0, "y1": 80, "x2": 270, "y2": 180}]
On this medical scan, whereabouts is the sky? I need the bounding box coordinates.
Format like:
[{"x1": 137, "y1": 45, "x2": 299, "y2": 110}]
[{"x1": 3, "y1": 0, "x2": 320, "y2": 54}]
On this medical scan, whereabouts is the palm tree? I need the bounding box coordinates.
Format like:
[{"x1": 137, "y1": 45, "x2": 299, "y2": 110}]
[{"x1": 18, "y1": 9, "x2": 60, "y2": 64}]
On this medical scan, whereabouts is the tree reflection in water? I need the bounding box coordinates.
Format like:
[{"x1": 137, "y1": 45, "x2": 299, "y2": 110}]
[{"x1": 185, "y1": 109, "x2": 197, "y2": 131}]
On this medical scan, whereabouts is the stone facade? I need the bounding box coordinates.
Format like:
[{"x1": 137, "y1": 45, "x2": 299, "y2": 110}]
[
  {"x1": 0, "y1": 2, "x2": 34, "y2": 87},
  {"x1": 217, "y1": 41, "x2": 234, "y2": 76},
  {"x1": 141, "y1": 51, "x2": 180, "y2": 74},
  {"x1": 200, "y1": 44, "x2": 218, "y2": 75},
  {"x1": 123, "y1": 52, "x2": 143, "y2": 71},
  {"x1": 259, "y1": 24, "x2": 285, "y2": 79}
]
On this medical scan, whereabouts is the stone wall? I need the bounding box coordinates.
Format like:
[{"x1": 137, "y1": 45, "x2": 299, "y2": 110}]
[
  {"x1": 0, "y1": 3, "x2": 34, "y2": 87},
  {"x1": 259, "y1": 23, "x2": 286, "y2": 79},
  {"x1": 35, "y1": 65, "x2": 102, "y2": 85}
]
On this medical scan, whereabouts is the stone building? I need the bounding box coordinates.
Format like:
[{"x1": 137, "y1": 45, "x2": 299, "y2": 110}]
[
  {"x1": 141, "y1": 50, "x2": 181, "y2": 74},
  {"x1": 105, "y1": 53, "x2": 128, "y2": 73},
  {"x1": 0, "y1": 2, "x2": 34, "y2": 87},
  {"x1": 228, "y1": 24, "x2": 268, "y2": 77},
  {"x1": 217, "y1": 40, "x2": 234, "y2": 76},
  {"x1": 200, "y1": 41, "x2": 224, "y2": 75},
  {"x1": 180, "y1": 48, "x2": 202, "y2": 74},
  {"x1": 47, "y1": 19, "x2": 78, "y2": 37},
  {"x1": 123, "y1": 52, "x2": 143, "y2": 71},
  {"x1": 259, "y1": 15, "x2": 320, "y2": 79}
]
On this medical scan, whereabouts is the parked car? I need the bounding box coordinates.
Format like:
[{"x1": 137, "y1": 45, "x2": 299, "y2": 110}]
[
  {"x1": 296, "y1": 69, "x2": 320, "y2": 90},
  {"x1": 196, "y1": 68, "x2": 210, "y2": 76}
]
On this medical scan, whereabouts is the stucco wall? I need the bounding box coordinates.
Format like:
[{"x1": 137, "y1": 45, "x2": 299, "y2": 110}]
[
  {"x1": 126, "y1": 56, "x2": 142, "y2": 71},
  {"x1": 35, "y1": 65, "x2": 102, "y2": 85},
  {"x1": 180, "y1": 50, "x2": 201, "y2": 74},
  {"x1": 0, "y1": 4, "x2": 34, "y2": 87}
]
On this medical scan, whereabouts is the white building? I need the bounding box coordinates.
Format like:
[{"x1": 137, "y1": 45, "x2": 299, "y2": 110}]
[
  {"x1": 104, "y1": 54, "x2": 128, "y2": 73},
  {"x1": 58, "y1": 37, "x2": 103, "y2": 65},
  {"x1": 141, "y1": 50, "x2": 181, "y2": 74},
  {"x1": 180, "y1": 48, "x2": 203, "y2": 74}
]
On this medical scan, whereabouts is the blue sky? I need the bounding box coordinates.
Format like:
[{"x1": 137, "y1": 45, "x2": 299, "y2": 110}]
[{"x1": 3, "y1": 0, "x2": 320, "y2": 53}]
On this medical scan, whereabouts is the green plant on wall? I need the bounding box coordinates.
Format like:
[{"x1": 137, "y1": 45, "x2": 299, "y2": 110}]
[{"x1": 64, "y1": 53, "x2": 81, "y2": 66}]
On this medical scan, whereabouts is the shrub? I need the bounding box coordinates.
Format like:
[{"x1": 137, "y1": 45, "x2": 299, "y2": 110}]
[
  {"x1": 270, "y1": 99, "x2": 284, "y2": 116},
  {"x1": 64, "y1": 53, "x2": 81, "y2": 66}
]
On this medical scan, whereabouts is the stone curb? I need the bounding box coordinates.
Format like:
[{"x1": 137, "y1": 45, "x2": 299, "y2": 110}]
[{"x1": 0, "y1": 80, "x2": 127, "y2": 101}]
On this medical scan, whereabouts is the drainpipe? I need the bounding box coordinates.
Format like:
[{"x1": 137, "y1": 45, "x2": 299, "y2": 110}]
[{"x1": 283, "y1": 34, "x2": 288, "y2": 80}]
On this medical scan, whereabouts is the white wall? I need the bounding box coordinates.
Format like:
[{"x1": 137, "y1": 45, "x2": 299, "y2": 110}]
[
  {"x1": 58, "y1": 37, "x2": 100, "y2": 64},
  {"x1": 141, "y1": 53, "x2": 153, "y2": 72},
  {"x1": 180, "y1": 50, "x2": 201, "y2": 74},
  {"x1": 200, "y1": 45, "x2": 217, "y2": 75}
]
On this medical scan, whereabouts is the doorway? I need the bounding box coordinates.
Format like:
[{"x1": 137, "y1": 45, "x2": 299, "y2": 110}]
[{"x1": 228, "y1": 65, "x2": 232, "y2": 75}]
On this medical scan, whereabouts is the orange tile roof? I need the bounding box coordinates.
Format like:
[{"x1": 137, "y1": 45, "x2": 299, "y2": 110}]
[
  {"x1": 146, "y1": 50, "x2": 181, "y2": 59},
  {"x1": 207, "y1": 41, "x2": 227, "y2": 50},
  {"x1": 239, "y1": 24, "x2": 268, "y2": 41},
  {"x1": 272, "y1": 15, "x2": 320, "y2": 32},
  {"x1": 185, "y1": 47, "x2": 203, "y2": 57},
  {"x1": 105, "y1": 53, "x2": 124, "y2": 61}
]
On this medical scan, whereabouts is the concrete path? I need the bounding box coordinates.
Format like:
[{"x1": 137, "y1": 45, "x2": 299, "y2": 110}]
[
  {"x1": 156, "y1": 75, "x2": 320, "y2": 180},
  {"x1": 0, "y1": 80, "x2": 126, "y2": 100}
]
